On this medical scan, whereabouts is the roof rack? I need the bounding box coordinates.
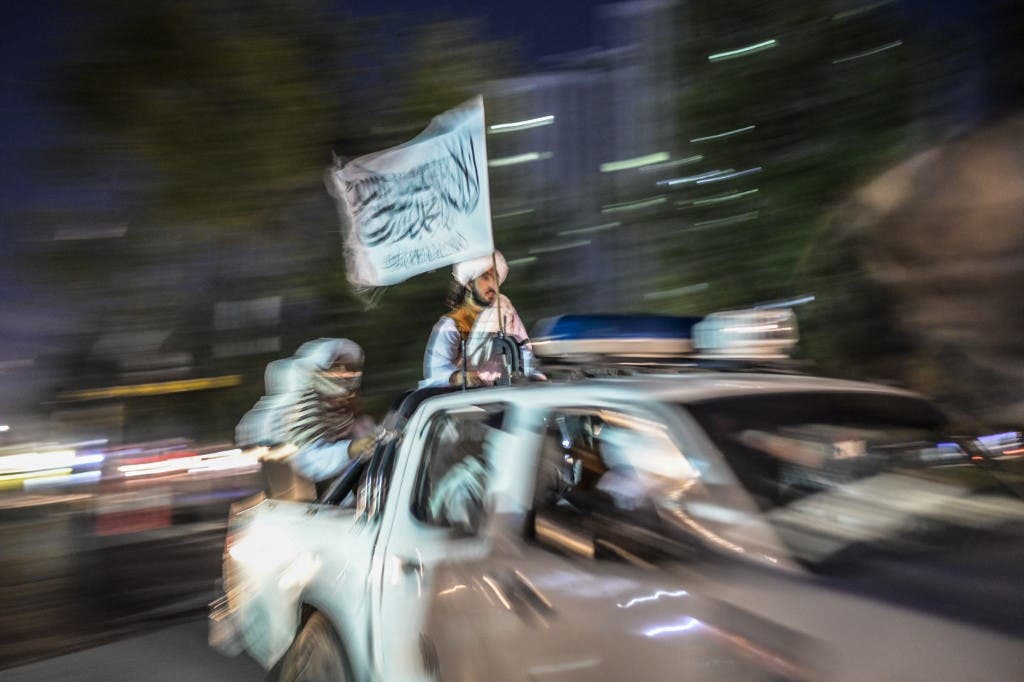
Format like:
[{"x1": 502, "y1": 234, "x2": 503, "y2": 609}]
[
  {"x1": 531, "y1": 308, "x2": 803, "y2": 378},
  {"x1": 538, "y1": 356, "x2": 809, "y2": 380}
]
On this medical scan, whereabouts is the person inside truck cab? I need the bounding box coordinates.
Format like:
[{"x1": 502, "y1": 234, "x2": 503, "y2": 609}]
[{"x1": 423, "y1": 411, "x2": 505, "y2": 532}]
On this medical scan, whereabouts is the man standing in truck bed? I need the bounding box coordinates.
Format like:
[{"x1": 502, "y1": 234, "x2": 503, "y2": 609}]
[{"x1": 421, "y1": 250, "x2": 532, "y2": 387}]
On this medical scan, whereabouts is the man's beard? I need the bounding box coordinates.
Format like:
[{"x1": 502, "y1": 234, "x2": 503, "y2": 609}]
[{"x1": 469, "y1": 285, "x2": 494, "y2": 307}]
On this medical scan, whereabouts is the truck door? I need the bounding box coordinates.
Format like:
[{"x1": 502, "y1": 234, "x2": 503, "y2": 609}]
[
  {"x1": 428, "y1": 406, "x2": 806, "y2": 681},
  {"x1": 373, "y1": 400, "x2": 510, "y2": 681}
]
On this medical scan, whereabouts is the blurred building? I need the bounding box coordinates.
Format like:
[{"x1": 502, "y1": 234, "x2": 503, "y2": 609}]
[
  {"x1": 8, "y1": 192, "x2": 355, "y2": 445},
  {"x1": 599, "y1": 0, "x2": 682, "y2": 195},
  {"x1": 484, "y1": 0, "x2": 684, "y2": 309},
  {"x1": 484, "y1": 70, "x2": 611, "y2": 222}
]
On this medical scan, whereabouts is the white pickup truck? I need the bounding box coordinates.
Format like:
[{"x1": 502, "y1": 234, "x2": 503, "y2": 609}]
[
  {"x1": 208, "y1": 309, "x2": 798, "y2": 681},
  {"x1": 210, "y1": 384, "x2": 530, "y2": 681},
  {"x1": 210, "y1": 313, "x2": 1024, "y2": 682}
]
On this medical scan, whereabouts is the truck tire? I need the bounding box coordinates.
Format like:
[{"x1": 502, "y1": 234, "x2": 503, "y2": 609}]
[{"x1": 276, "y1": 612, "x2": 351, "y2": 682}]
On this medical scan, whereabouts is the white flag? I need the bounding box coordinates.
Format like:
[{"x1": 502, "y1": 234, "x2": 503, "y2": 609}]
[{"x1": 329, "y1": 96, "x2": 494, "y2": 287}]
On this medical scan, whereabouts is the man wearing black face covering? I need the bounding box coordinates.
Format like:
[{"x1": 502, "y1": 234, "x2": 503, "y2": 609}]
[{"x1": 237, "y1": 338, "x2": 377, "y2": 482}]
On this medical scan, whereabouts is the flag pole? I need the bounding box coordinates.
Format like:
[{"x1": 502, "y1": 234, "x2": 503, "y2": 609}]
[
  {"x1": 492, "y1": 250, "x2": 512, "y2": 384},
  {"x1": 461, "y1": 338, "x2": 468, "y2": 391},
  {"x1": 492, "y1": 251, "x2": 505, "y2": 336}
]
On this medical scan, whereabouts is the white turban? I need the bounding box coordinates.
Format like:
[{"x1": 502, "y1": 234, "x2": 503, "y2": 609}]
[
  {"x1": 453, "y1": 251, "x2": 508, "y2": 286},
  {"x1": 294, "y1": 338, "x2": 364, "y2": 371}
]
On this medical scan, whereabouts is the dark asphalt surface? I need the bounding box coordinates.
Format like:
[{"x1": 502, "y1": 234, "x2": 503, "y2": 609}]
[
  {"x1": 0, "y1": 472, "x2": 263, "y2": 672},
  {"x1": 0, "y1": 516, "x2": 232, "y2": 670},
  {"x1": 0, "y1": 618, "x2": 264, "y2": 682}
]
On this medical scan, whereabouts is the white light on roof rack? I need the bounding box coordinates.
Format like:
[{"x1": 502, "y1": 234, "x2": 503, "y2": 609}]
[{"x1": 692, "y1": 308, "x2": 798, "y2": 358}]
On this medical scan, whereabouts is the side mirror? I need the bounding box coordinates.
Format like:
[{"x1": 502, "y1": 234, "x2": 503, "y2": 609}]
[
  {"x1": 444, "y1": 494, "x2": 485, "y2": 537},
  {"x1": 435, "y1": 458, "x2": 488, "y2": 536},
  {"x1": 440, "y1": 483, "x2": 487, "y2": 536}
]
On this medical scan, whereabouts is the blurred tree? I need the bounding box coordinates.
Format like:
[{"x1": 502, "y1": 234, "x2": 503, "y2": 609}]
[
  {"x1": 55, "y1": 0, "x2": 362, "y2": 232},
  {"x1": 41, "y1": 6, "x2": 522, "y2": 429},
  {"x1": 35, "y1": 0, "x2": 370, "y2": 435},
  {"x1": 376, "y1": 19, "x2": 519, "y2": 142},
  {"x1": 670, "y1": 0, "x2": 941, "y2": 373},
  {"x1": 988, "y1": 0, "x2": 1024, "y2": 115}
]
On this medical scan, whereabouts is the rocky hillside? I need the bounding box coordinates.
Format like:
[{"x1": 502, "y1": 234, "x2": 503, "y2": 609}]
[{"x1": 826, "y1": 114, "x2": 1024, "y2": 427}]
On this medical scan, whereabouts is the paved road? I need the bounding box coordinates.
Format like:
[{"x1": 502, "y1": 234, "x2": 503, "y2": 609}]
[
  {"x1": 0, "y1": 516, "x2": 230, "y2": 669},
  {"x1": 0, "y1": 619, "x2": 264, "y2": 682},
  {"x1": 0, "y1": 481, "x2": 260, "y2": 669}
]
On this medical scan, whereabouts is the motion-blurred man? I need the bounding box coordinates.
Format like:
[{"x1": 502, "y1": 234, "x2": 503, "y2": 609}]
[
  {"x1": 421, "y1": 251, "x2": 532, "y2": 387},
  {"x1": 237, "y1": 338, "x2": 377, "y2": 482}
]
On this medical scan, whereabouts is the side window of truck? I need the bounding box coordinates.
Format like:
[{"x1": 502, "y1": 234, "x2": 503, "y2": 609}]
[
  {"x1": 411, "y1": 403, "x2": 507, "y2": 531},
  {"x1": 531, "y1": 408, "x2": 699, "y2": 562},
  {"x1": 349, "y1": 387, "x2": 460, "y2": 520}
]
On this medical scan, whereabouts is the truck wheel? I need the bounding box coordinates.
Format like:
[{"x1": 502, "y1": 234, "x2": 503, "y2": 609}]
[{"x1": 277, "y1": 612, "x2": 351, "y2": 682}]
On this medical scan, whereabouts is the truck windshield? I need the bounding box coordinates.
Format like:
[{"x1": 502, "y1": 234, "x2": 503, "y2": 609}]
[
  {"x1": 686, "y1": 391, "x2": 954, "y2": 510},
  {"x1": 684, "y1": 391, "x2": 1024, "y2": 564},
  {"x1": 684, "y1": 391, "x2": 1024, "y2": 631}
]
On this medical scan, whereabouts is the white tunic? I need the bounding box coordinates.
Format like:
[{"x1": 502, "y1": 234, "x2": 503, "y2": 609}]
[{"x1": 420, "y1": 295, "x2": 532, "y2": 387}]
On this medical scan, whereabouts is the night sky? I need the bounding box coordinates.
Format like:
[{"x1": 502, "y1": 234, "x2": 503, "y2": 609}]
[
  {"x1": 0, "y1": 0, "x2": 1010, "y2": 367},
  {"x1": 0, "y1": 0, "x2": 606, "y2": 226},
  {"x1": 0, "y1": 0, "x2": 1006, "y2": 227},
  {"x1": 344, "y1": 0, "x2": 606, "y2": 57},
  {"x1": 1, "y1": 2, "x2": 72, "y2": 222}
]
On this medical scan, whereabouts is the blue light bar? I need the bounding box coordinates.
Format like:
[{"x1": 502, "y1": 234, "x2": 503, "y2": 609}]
[
  {"x1": 531, "y1": 314, "x2": 703, "y2": 359},
  {"x1": 533, "y1": 314, "x2": 703, "y2": 340}
]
